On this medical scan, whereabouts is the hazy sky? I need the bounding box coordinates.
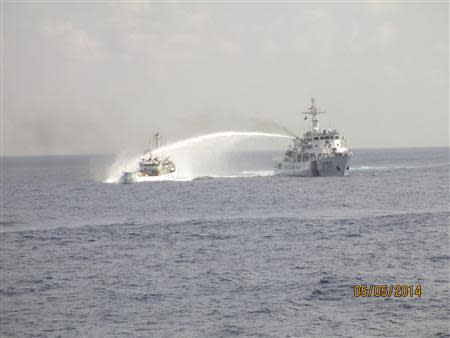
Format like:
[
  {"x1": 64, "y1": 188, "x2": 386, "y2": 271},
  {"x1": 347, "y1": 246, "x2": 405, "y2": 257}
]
[{"x1": 2, "y1": 1, "x2": 449, "y2": 155}]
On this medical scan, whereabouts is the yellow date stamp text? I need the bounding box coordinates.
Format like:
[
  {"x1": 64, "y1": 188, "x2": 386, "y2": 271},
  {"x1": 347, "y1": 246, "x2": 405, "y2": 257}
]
[{"x1": 353, "y1": 284, "x2": 422, "y2": 298}]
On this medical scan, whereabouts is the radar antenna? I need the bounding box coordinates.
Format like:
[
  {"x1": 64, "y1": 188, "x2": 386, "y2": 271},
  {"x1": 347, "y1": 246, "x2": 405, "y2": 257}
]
[{"x1": 302, "y1": 97, "x2": 325, "y2": 132}]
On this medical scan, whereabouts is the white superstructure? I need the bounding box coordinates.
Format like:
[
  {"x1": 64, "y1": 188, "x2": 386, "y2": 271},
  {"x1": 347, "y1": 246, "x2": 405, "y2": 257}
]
[
  {"x1": 120, "y1": 133, "x2": 175, "y2": 183},
  {"x1": 273, "y1": 98, "x2": 352, "y2": 177}
]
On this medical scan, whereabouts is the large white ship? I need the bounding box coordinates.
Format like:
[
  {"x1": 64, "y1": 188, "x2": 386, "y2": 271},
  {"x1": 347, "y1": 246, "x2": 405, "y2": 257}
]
[
  {"x1": 273, "y1": 98, "x2": 352, "y2": 177},
  {"x1": 120, "y1": 133, "x2": 175, "y2": 183}
]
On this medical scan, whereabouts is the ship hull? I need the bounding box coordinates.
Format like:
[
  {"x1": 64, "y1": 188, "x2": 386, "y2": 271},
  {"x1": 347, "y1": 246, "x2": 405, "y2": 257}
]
[
  {"x1": 140, "y1": 166, "x2": 175, "y2": 177},
  {"x1": 275, "y1": 154, "x2": 351, "y2": 177},
  {"x1": 120, "y1": 166, "x2": 175, "y2": 183}
]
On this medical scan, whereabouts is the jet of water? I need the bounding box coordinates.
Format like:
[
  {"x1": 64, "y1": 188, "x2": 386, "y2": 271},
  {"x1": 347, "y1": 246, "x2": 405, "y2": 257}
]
[
  {"x1": 153, "y1": 131, "x2": 294, "y2": 155},
  {"x1": 104, "y1": 130, "x2": 294, "y2": 183}
]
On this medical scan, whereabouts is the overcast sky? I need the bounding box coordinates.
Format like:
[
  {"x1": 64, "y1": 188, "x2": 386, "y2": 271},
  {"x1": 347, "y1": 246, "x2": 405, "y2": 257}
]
[{"x1": 2, "y1": 1, "x2": 448, "y2": 156}]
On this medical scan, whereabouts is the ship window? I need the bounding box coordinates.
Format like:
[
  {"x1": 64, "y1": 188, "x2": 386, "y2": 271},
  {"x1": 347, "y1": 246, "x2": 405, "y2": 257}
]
[
  {"x1": 325, "y1": 136, "x2": 329, "y2": 140},
  {"x1": 314, "y1": 137, "x2": 319, "y2": 140},
  {"x1": 320, "y1": 137, "x2": 324, "y2": 140}
]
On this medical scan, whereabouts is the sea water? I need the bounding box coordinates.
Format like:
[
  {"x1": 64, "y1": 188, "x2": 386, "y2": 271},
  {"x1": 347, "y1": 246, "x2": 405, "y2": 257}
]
[{"x1": 1, "y1": 147, "x2": 449, "y2": 337}]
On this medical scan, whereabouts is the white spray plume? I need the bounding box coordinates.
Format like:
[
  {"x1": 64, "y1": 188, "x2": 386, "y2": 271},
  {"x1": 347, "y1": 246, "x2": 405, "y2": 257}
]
[{"x1": 104, "y1": 130, "x2": 294, "y2": 183}]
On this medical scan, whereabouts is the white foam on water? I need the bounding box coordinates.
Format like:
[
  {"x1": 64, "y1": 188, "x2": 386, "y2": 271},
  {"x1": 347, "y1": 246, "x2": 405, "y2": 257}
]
[
  {"x1": 226, "y1": 170, "x2": 276, "y2": 178},
  {"x1": 104, "y1": 131, "x2": 293, "y2": 183}
]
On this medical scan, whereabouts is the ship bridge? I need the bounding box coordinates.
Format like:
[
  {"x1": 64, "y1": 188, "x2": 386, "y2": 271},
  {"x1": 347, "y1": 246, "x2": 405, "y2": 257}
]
[{"x1": 293, "y1": 98, "x2": 349, "y2": 156}]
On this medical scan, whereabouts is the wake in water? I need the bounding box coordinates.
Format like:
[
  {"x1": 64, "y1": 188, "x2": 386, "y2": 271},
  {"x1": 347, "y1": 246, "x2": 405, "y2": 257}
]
[
  {"x1": 104, "y1": 131, "x2": 294, "y2": 183},
  {"x1": 351, "y1": 163, "x2": 448, "y2": 172}
]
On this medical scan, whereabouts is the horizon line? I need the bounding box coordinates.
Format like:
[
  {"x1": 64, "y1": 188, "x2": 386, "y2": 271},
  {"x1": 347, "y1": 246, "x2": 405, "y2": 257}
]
[{"x1": 1, "y1": 145, "x2": 449, "y2": 158}]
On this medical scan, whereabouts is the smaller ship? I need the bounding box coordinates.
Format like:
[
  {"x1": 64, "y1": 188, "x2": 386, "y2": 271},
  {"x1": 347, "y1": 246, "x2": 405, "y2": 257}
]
[
  {"x1": 273, "y1": 98, "x2": 352, "y2": 177},
  {"x1": 120, "y1": 133, "x2": 175, "y2": 183}
]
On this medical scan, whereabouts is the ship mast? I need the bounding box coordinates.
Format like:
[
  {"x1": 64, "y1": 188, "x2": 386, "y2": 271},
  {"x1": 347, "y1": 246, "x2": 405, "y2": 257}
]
[
  {"x1": 153, "y1": 132, "x2": 160, "y2": 149},
  {"x1": 146, "y1": 133, "x2": 160, "y2": 157},
  {"x1": 303, "y1": 97, "x2": 325, "y2": 132}
]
